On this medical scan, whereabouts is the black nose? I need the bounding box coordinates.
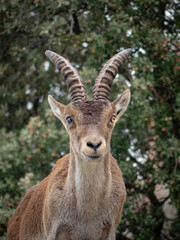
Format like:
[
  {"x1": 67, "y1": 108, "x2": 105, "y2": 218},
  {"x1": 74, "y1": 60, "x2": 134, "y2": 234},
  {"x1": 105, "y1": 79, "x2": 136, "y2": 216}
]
[{"x1": 86, "y1": 141, "x2": 102, "y2": 151}]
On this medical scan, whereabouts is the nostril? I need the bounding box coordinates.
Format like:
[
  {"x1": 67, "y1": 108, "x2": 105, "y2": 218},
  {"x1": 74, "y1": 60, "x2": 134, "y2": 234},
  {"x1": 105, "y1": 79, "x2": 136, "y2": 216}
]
[
  {"x1": 87, "y1": 141, "x2": 94, "y2": 149},
  {"x1": 86, "y1": 141, "x2": 102, "y2": 150},
  {"x1": 96, "y1": 141, "x2": 102, "y2": 149}
]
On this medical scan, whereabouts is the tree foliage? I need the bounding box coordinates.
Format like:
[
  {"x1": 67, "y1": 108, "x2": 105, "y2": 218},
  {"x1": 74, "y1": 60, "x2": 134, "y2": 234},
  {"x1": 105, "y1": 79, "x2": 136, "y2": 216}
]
[{"x1": 0, "y1": 0, "x2": 179, "y2": 239}]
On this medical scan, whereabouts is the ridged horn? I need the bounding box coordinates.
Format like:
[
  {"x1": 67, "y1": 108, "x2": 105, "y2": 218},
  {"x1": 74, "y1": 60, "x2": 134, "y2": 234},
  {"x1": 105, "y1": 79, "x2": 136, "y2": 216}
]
[
  {"x1": 92, "y1": 48, "x2": 132, "y2": 100},
  {"x1": 45, "y1": 50, "x2": 87, "y2": 102}
]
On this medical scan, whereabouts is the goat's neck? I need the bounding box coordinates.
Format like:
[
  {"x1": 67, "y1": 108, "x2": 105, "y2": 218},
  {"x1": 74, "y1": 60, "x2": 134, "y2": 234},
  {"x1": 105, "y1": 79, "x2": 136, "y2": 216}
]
[{"x1": 66, "y1": 144, "x2": 112, "y2": 218}]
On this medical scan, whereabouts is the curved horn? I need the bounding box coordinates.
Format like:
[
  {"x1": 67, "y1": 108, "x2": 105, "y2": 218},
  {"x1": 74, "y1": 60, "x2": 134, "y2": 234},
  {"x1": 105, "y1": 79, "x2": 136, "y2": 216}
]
[
  {"x1": 45, "y1": 50, "x2": 87, "y2": 102},
  {"x1": 92, "y1": 49, "x2": 132, "y2": 100}
]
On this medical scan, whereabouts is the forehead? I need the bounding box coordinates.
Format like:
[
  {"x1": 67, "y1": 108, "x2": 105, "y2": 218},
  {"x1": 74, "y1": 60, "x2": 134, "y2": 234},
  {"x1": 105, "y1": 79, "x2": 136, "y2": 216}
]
[{"x1": 67, "y1": 100, "x2": 112, "y2": 124}]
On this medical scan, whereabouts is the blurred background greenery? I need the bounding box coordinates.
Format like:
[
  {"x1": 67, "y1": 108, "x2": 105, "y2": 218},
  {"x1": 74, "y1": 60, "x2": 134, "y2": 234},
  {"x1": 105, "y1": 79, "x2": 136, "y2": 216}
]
[{"x1": 0, "y1": 0, "x2": 180, "y2": 239}]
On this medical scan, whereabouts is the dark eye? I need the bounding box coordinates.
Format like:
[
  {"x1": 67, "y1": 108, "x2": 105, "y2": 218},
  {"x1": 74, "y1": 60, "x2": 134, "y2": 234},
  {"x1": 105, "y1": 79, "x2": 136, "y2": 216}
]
[
  {"x1": 66, "y1": 116, "x2": 73, "y2": 125},
  {"x1": 110, "y1": 114, "x2": 116, "y2": 123}
]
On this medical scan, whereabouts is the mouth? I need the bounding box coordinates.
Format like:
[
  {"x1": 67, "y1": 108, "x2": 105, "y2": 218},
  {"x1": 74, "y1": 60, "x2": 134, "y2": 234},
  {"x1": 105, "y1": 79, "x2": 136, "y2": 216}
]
[{"x1": 82, "y1": 152, "x2": 102, "y2": 161}]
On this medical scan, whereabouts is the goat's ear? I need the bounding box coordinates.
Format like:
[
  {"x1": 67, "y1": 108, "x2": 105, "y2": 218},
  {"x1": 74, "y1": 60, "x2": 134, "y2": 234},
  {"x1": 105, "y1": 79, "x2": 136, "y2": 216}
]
[
  {"x1": 48, "y1": 95, "x2": 66, "y2": 121},
  {"x1": 112, "y1": 89, "x2": 130, "y2": 122}
]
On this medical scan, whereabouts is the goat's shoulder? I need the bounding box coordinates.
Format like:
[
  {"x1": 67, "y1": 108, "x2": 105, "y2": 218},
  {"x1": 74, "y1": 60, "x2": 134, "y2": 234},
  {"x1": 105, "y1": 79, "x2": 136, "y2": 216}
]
[{"x1": 7, "y1": 184, "x2": 37, "y2": 239}]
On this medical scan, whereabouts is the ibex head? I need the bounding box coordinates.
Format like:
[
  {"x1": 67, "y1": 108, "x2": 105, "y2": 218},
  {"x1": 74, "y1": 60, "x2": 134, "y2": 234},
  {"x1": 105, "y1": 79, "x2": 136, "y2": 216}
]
[{"x1": 46, "y1": 49, "x2": 131, "y2": 162}]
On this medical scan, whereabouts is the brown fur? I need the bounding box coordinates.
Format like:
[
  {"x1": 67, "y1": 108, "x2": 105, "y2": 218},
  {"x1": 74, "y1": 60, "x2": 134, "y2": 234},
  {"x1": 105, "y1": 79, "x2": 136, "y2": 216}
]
[{"x1": 7, "y1": 154, "x2": 126, "y2": 240}]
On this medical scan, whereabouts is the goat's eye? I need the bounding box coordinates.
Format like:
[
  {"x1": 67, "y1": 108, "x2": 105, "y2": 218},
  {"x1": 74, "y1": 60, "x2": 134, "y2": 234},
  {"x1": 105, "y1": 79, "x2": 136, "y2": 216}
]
[
  {"x1": 66, "y1": 116, "x2": 73, "y2": 125},
  {"x1": 110, "y1": 114, "x2": 116, "y2": 123}
]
